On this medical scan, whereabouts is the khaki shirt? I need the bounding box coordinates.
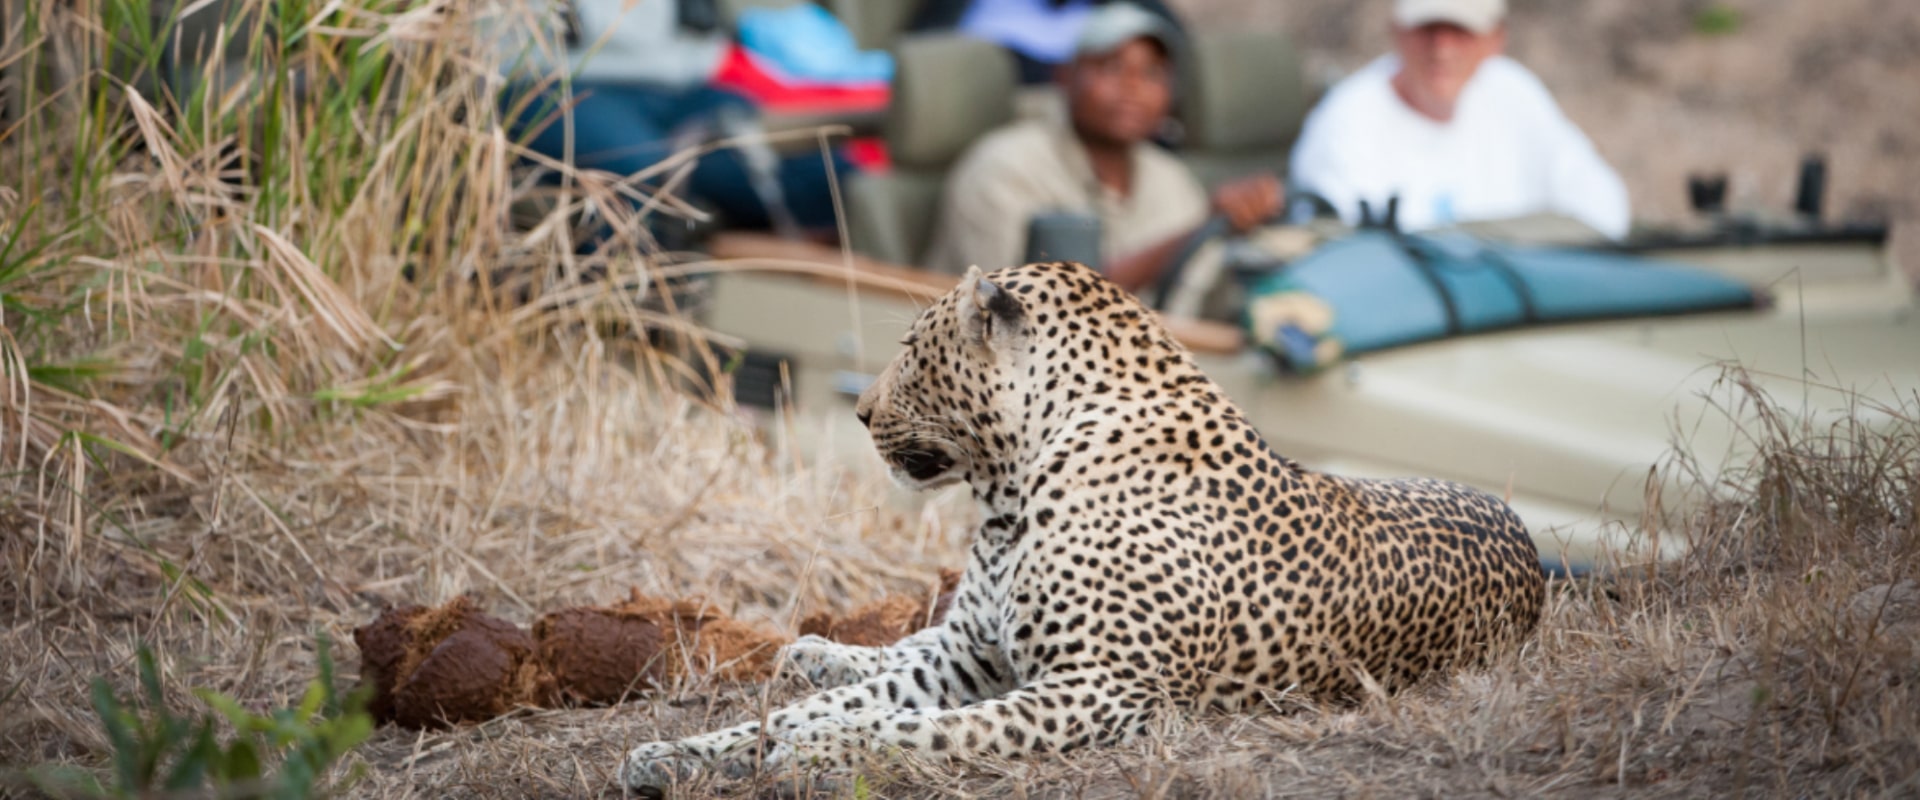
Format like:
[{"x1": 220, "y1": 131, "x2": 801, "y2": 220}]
[{"x1": 921, "y1": 116, "x2": 1209, "y2": 281}]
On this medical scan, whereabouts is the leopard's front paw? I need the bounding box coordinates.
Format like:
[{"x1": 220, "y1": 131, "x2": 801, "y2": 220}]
[
  {"x1": 623, "y1": 731, "x2": 791, "y2": 794},
  {"x1": 619, "y1": 741, "x2": 706, "y2": 796},
  {"x1": 778, "y1": 635, "x2": 880, "y2": 688},
  {"x1": 720, "y1": 739, "x2": 793, "y2": 779}
]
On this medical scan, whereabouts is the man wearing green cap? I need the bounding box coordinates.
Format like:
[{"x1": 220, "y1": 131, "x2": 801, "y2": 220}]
[
  {"x1": 922, "y1": 2, "x2": 1284, "y2": 298},
  {"x1": 1290, "y1": 0, "x2": 1630, "y2": 239}
]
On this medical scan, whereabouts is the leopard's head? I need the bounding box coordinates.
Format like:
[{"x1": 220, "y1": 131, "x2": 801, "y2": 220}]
[{"x1": 854, "y1": 261, "x2": 1182, "y2": 492}]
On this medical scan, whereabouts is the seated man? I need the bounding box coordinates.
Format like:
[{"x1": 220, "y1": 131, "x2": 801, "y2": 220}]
[
  {"x1": 922, "y1": 2, "x2": 1283, "y2": 302},
  {"x1": 1289, "y1": 0, "x2": 1631, "y2": 239}
]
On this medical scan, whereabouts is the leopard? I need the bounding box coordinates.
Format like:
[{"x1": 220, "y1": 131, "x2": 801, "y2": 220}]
[{"x1": 622, "y1": 260, "x2": 1546, "y2": 793}]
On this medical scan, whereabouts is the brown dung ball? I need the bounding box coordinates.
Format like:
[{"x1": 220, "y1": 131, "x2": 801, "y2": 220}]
[
  {"x1": 798, "y1": 594, "x2": 931, "y2": 647},
  {"x1": 353, "y1": 596, "x2": 543, "y2": 730},
  {"x1": 676, "y1": 617, "x2": 790, "y2": 682},
  {"x1": 350, "y1": 585, "x2": 875, "y2": 729},
  {"x1": 930, "y1": 568, "x2": 962, "y2": 623},
  {"x1": 533, "y1": 607, "x2": 670, "y2": 706},
  {"x1": 352, "y1": 604, "x2": 425, "y2": 724},
  {"x1": 797, "y1": 568, "x2": 967, "y2": 647},
  {"x1": 391, "y1": 629, "x2": 520, "y2": 729},
  {"x1": 603, "y1": 590, "x2": 792, "y2": 683}
]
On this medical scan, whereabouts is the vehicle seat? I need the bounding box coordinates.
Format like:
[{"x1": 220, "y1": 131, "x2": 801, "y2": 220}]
[
  {"x1": 717, "y1": 0, "x2": 806, "y2": 24},
  {"x1": 1174, "y1": 29, "x2": 1313, "y2": 190},
  {"x1": 843, "y1": 34, "x2": 1018, "y2": 266},
  {"x1": 821, "y1": 0, "x2": 928, "y2": 51}
]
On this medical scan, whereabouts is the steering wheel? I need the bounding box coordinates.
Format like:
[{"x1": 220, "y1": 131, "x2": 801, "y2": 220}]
[{"x1": 1149, "y1": 190, "x2": 1340, "y2": 312}]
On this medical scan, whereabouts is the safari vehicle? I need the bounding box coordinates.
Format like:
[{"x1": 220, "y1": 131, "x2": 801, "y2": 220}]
[{"x1": 684, "y1": 32, "x2": 1919, "y2": 573}]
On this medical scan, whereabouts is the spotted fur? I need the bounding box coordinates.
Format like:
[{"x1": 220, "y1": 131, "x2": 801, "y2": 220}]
[{"x1": 622, "y1": 261, "x2": 1546, "y2": 791}]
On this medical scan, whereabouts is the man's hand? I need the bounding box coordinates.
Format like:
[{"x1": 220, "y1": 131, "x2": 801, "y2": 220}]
[
  {"x1": 1102, "y1": 173, "x2": 1286, "y2": 294},
  {"x1": 1211, "y1": 173, "x2": 1285, "y2": 233}
]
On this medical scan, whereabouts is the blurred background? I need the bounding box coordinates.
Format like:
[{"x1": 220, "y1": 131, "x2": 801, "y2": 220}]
[{"x1": 1177, "y1": 0, "x2": 1920, "y2": 277}]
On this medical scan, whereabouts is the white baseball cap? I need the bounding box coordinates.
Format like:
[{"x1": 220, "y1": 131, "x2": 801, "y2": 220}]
[{"x1": 1393, "y1": 0, "x2": 1507, "y2": 34}]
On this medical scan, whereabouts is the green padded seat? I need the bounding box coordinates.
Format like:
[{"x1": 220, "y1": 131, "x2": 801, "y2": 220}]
[
  {"x1": 1175, "y1": 29, "x2": 1314, "y2": 190},
  {"x1": 844, "y1": 33, "x2": 1018, "y2": 266}
]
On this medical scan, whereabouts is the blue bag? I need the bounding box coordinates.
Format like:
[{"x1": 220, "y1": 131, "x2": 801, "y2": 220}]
[
  {"x1": 736, "y1": 4, "x2": 894, "y2": 83},
  {"x1": 1242, "y1": 230, "x2": 1767, "y2": 373}
]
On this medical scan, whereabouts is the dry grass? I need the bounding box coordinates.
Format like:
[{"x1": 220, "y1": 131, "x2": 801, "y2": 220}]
[
  {"x1": 1, "y1": 0, "x2": 964, "y2": 793},
  {"x1": 3, "y1": 2, "x2": 1917, "y2": 799},
  {"x1": 324, "y1": 376, "x2": 1914, "y2": 800}
]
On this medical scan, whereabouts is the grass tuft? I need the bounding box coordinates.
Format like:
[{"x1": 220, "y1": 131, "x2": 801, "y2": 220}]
[
  {"x1": 2, "y1": 0, "x2": 956, "y2": 791},
  {"x1": 1693, "y1": 3, "x2": 1744, "y2": 37}
]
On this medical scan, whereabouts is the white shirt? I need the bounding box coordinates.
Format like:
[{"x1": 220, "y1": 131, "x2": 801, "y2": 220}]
[{"x1": 1289, "y1": 54, "x2": 1631, "y2": 240}]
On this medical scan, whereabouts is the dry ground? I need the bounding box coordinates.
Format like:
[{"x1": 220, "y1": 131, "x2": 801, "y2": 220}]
[
  {"x1": 332, "y1": 376, "x2": 1920, "y2": 799},
  {"x1": 6, "y1": 361, "x2": 1916, "y2": 799}
]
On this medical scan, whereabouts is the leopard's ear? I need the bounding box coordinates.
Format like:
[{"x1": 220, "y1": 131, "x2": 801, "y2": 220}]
[{"x1": 961, "y1": 265, "x2": 1024, "y2": 349}]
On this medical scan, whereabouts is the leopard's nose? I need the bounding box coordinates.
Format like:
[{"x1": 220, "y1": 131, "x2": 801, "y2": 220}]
[{"x1": 856, "y1": 408, "x2": 873, "y2": 428}]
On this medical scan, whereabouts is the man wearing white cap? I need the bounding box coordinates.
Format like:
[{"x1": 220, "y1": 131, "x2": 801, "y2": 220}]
[
  {"x1": 1289, "y1": 0, "x2": 1631, "y2": 239},
  {"x1": 923, "y1": 2, "x2": 1284, "y2": 294}
]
